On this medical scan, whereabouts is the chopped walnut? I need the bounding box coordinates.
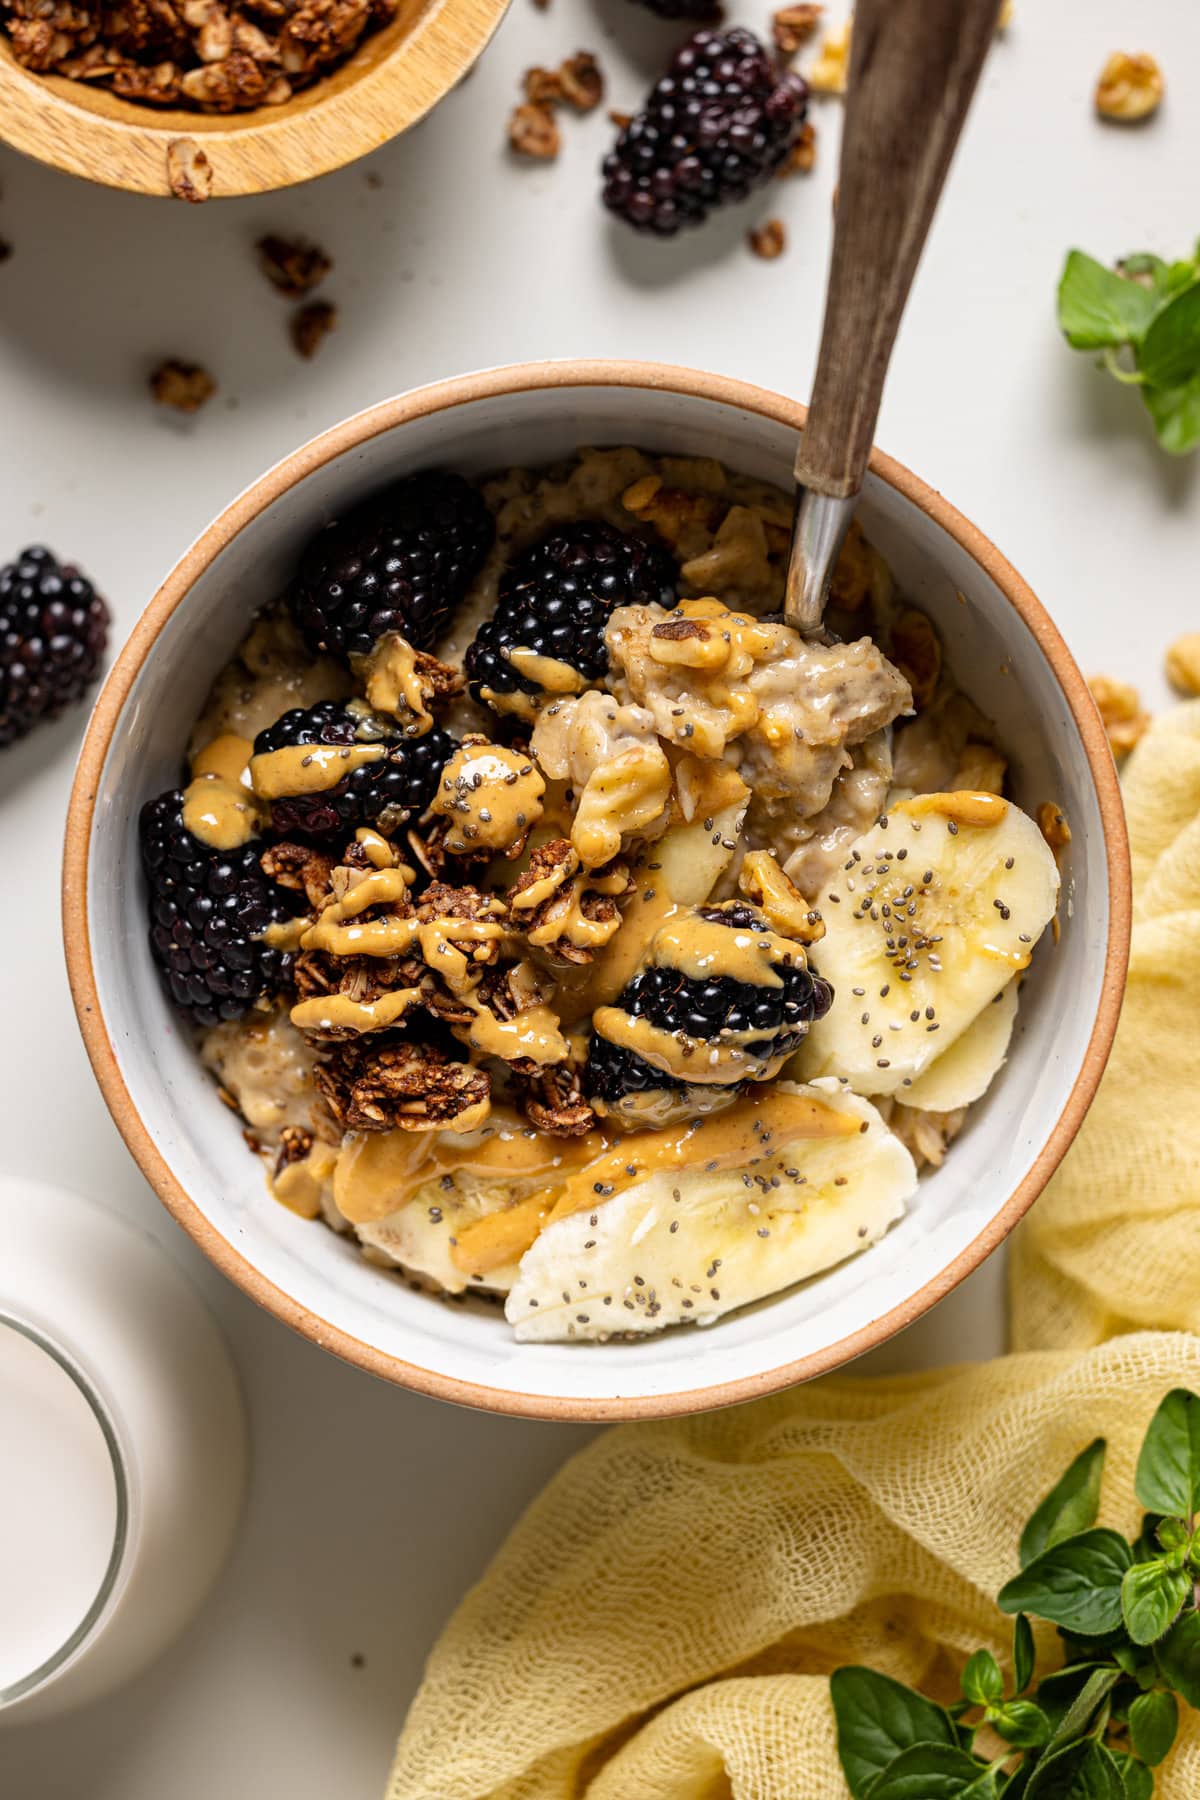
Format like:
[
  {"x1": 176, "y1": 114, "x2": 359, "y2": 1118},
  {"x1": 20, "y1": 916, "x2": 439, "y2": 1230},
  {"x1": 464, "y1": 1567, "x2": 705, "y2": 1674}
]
[
  {"x1": 1089, "y1": 673, "x2": 1149, "y2": 756},
  {"x1": 516, "y1": 1062, "x2": 597, "y2": 1137},
  {"x1": 779, "y1": 122, "x2": 817, "y2": 176},
  {"x1": 278, "y1": 0, "x2": 373, "y2": 74},
  {"x1": 291, "y1": 300, "x2": 338, "y2": 360},
  {"x1": 620, "y1": 475, "x2": 725, "y2": 562},
  {"x1": 315, "y1": 1038, "x2": 491, "y2": 1133},
  {"x1": 522, "y1": 64, "x2": 562, "y2": 104},
  {"x1": 114, "y1": 57, "x2": 183, "y2": 99},
  {"x1": 890, "y1": 608, "x2": 942, "y2": 711},
  {"x1": 558, "y1": 50, "x2": 603, "y2": 112},
  {"x1": 748, "y1": 219, "x2": 786, "y2": 260},
  {"x1": 167, "y1": 136, "x2": 213, "y2": 201},
  {"x1": 508, "y1": 101, "x2": 560, "y2": 160},
  {"x1": 952, "y1": 741, "x2": 1006, "y2": 795},
  {"x1": 1165, "y1": 633, "x2": 1200, "y2": 696},
  {"x1": 180, "y1": 50, "x2": 290, "y2": 108},
  {"x1": 150, "y1": 359, "x2": 216, "y2": 412},
  {"x1": 773, "y1": 4, "x2": 822, "y2": 55},
  {"x1": 1095, "y1": 52, "x2": 1164, "y2": 123},
  {"x1": 508, "y1": 839, "x2": 632, "y2": 964},
  {"x1": 261, "y1": 840, "x2": 334, "y2": 910},
  {"x1": 257, "y1": 234, "x2": 332, "y2": 298},
  {"x1": 809, "y1": 19, "x2": 850, "y2": 95},
  {"x1": 1037, "y1": 802, "x2": 1071, "y2": 854}
]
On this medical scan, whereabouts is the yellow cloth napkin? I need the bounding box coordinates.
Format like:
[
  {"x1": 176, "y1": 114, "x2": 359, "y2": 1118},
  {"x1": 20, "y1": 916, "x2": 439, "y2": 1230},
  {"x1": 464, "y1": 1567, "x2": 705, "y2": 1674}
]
[{"x1": 388, "y1": 704, "x2": 1200, "y2": 1800}]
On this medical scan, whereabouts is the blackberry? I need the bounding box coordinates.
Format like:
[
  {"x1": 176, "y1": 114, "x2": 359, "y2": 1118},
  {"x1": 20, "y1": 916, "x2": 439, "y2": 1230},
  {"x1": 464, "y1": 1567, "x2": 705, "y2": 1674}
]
[
  {"x1": 290, "y1": 471, "x2": 494, "y2": 658},
  {"x1": 465, "y1": 521, "x2": 678, "y2": 707},
  {"x1": 584, "y1": 900, "x2": 832, "y2": 1122},
  {"x1": 0, "y1": 547, "x2": 110, "y2": 748},
  {"x1": 602, "y1": 27, "x2": 809, "y2": 235},
  {"x1": 140, "y1": 792, "x2": 298, "y2": 1028},
  {"x1": 252, "y1": 701, "x2": 454, "y2": 838}
]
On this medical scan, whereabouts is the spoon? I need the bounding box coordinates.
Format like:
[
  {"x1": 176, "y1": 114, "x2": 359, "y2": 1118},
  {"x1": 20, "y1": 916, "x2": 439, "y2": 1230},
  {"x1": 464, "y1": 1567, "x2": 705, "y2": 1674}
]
[{"x1": 784, "y1": 0, "x2": 1006, "y2": 635}]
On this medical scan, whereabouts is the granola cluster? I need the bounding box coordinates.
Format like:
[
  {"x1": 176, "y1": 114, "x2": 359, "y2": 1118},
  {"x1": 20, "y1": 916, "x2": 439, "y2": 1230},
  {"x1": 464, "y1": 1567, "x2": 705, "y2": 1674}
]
[{"x1": 1, "y1": 0, "x2": 399, "y2": 112}]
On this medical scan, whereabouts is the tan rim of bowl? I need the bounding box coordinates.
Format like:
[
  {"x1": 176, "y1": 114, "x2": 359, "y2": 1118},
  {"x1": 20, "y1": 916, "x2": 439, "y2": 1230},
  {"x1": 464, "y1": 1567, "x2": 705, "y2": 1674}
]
[
  {"x1": 0, "y1": 0, "x2": 509, "y2": 199},
  {"x1": 62, "y1": 361, "x2": 1132, "y2": 1421}
]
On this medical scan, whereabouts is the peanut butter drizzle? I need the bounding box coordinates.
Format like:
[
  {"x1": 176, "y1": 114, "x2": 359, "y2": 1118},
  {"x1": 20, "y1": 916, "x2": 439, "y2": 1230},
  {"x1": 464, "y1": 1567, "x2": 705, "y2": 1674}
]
[
  {"x1": 192, "y1": 732, "x2": 255, "y2": 783},
  {"x1": 522, "y1": 869, "x2": 627, "y2": 953},
  {"x1": 301, "y1": 911, "x2": 508, "y2": 970},
  {"x1": 505, "y1": 647, "x2": 586, "y2": 695},
  {"x1": 290, "y1": 986, "x2": 425, "y2": 1036},
  {"x1": 263, "y1": 916, "x2": 311, "y2": 951},
  {"x1": 181, "y1": 773, "x2": 262, "y2": 850},
  {"x1": 591, "y1": 1006, "x2": 785, "y2": 1084},
  {"x1": 451, "y1": 1084, "x2": 861, "y2": 1271},
  {"x1": 355, "y1": 826, "x2": 401, "y2": 869},
  {"x1": 354, "y1": 634, "x2": 432, "y2": 733},
  {"x1": 554, "y1": 877, "x2": 678, "y2": 1028},
  {"x1": 431, "y1": 744, "x2": 545, "y2": 855},
  {"x1": 648, "y1": 912, "x2": 798, "y2": 987},
  {"x1": 572, "y1": 743, "x2": 672, "y2": 869},
  {"x1": 461, "y1": 999, "x2": 568, "y2": 1066},
  {"x1": 272, "y1": 1141, "x2": 338, "y2": 1219},
  {"x1": 899, "y1": 790, "x2": 1009, "y2": 828},
  {"x1": 249, "y1": 741, "x2": 385, "y2": 801}
]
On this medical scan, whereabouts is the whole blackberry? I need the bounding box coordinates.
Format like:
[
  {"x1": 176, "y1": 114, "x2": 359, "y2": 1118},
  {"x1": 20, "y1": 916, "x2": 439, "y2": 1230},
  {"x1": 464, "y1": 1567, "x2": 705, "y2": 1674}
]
[
  {"x1": 0, "y1": 547, "x2": 110, "y2": 748},
  {"x1": 464, "y1": 521, "x2": 678, "y2": 707},
  {"x1": 290, "y1": 471, "x2": 494, "y2": 658},
  {"x1": 140, "y1": 792, "x2": 298, "y2": 1028},
  {"x1": 252, "y1": 701, "x2": 454, "y2": 838},
  {"x1": 585, "y1": 900, "x2": 832, "y2": 1120},
  {"x1": 602, "y1": 28, "x2": 809, "y2": 235}
]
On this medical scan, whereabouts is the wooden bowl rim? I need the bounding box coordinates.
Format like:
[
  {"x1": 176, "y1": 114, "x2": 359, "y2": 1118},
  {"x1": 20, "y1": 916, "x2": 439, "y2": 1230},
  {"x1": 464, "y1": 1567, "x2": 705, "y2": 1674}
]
[
  {"x1": 0, "y1": 0, "x2": 509, "y2": 198},
  {"x1": 62, "y1": 359, "x2": 1132, "y2": 1420}
]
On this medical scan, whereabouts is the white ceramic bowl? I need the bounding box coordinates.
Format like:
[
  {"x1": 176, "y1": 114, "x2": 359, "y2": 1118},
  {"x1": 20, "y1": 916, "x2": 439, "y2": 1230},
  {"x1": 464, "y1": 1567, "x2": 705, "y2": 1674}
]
[{"x1": 63, "y1": 363, "x2": 1130, "y2": 1421}]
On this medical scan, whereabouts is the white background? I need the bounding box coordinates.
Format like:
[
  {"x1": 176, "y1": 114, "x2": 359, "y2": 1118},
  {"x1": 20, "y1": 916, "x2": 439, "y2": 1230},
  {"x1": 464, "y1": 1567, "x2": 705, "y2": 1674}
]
[{"x1": 1, "y1": 0, "x2": 1195, "y2": 1791}]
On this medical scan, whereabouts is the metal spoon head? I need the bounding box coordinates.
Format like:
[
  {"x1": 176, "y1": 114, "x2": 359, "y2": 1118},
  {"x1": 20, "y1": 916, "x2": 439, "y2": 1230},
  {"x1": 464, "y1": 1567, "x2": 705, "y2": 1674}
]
[{"x1": 783, "y1": 487, "x2": 860, "y2": 637}]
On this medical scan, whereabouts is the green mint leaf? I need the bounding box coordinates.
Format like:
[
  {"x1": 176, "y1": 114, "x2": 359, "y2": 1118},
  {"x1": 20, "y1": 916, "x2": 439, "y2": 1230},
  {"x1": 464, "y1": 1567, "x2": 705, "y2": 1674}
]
[
  {"x1": 1041, "y1": 1668, "x2": 1122, "y2": 1754},
  {"x1": 830, "y1": 1667, "x2": 958, "y2": 1798},
  {"x1": 1057, "y1": 252, "x2": 1161, "y2": 350},
  {"x1": 1021, "y1": 1440, "x2": 1108, "y2": 1567},
  {"x1": 962, "y1": 1649, "x2": 1004, "y2": 1706},
  {"x1": 999, "y1": 1531, "x2": 1132, "y2": 1635},
  {"x1": 1111, "y1": 1753, "x2": 1154, "y2": 1800},
  {"x1": 1121, "y1": 1559, "x2": 1191, "y2": 1644},
  {"x1": 866, "y1": 1743, "x2": 994, "y2": 1799},
  {"x1": 1154, "y1": 1608, "x2": 1200, "y2": 1705},
  {"x1": 1024, "y1": 1738, "x2": 1126, "y2": 1800},
  {"x1": 1128, "y1": 1689, "x2": 1178, "y2": 1766},
  {"x1": 1142, "y1": 376, "x2": 1200, "y2": 455},
  {"x1": 1156, "y1": 1518, "x2": 1188, "y2": 1552},
  {"x1": 1137, "y1": 288, "x2": 1200, "y2": 393},
  {"x1": 1135, "y1": 1390, "x2": 1200, "y2": 1517},
  {"x1": 1014, "y1": 1614, "x2": 1036, "y2": 1692},
  {"x1": 991, "y1": 1699, "x2": 1051, "y2": 1747}
]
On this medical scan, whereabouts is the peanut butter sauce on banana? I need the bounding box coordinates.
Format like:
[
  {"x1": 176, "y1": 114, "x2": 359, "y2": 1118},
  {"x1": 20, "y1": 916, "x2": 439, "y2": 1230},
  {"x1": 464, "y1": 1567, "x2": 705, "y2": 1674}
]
[
  {"x1": 431, "y1": 743, "x2": 545, "y2": 855},
  {"x1": 249, "y1": 741, "x2": 385, "y2": 801},
  {"x1": 899, "y1": 790, "x2": 1008, "y2": 828}
]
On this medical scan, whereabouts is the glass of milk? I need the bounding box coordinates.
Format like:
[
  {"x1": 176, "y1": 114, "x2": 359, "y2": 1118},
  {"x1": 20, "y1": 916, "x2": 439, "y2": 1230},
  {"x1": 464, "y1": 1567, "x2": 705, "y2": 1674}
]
[{"x1": 0, "y1": 1178, "x2": 247, "y2": 1725}]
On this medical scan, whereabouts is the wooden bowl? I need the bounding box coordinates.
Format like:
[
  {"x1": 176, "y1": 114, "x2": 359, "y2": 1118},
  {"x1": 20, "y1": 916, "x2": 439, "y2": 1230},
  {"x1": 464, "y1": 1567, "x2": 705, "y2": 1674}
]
[
  {"x1": 0, "y1": 0, "x2": 509, "y2": 199},
  {"x1": 63, "y1": 362, "x2": 1130, "y2": 1420}
]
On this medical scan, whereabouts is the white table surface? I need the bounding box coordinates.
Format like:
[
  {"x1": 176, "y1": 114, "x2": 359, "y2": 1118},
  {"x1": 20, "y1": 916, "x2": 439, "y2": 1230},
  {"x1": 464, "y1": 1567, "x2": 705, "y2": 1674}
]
[{"x1": 1, "y1": 0, "x2": 1195, "y2": 1790}]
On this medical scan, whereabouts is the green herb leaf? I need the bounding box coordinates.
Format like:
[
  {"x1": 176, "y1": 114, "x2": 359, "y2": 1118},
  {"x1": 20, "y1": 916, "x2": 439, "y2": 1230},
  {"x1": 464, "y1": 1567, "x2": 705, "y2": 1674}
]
[
  {"x1": 1135, "y1": 1390, "x2": 1200, "y2": 1517},
  {"x1": 1137, "y1": 287, "x2": 1200, "y2": 392},
  {"x1": 1112, "y1": 1754, "x2": 1154, "y2": 1800},
  {"x1": 1128, "y1": 1690, "x2": 1178, "y2": 1765},
  {"x1": 1014, "y1": 1614, "x2": 1036, "y2": 1692},
  {"x1": 998, "y1": 1532, "x2": 1133, "y2": 1635},
  {"x1": 1057, "y1": 252, "x2": 1161, "y2": 350},
  {"x1": 962, "y1": 1649, "x2": 1004, "y2": 1706},
  {"x1": 1021, "y1": 1441, "x2": 1108, "y2": 1567},
  {"x1": 1155, "y1": 1518, "x2": 1188, "y2": 1552},
  {"x1": 867, "y1": 1744, "x2": 995, "y2": 1799},
  {"x1": 1042, "y1": 1668, "x2": 1122, "y2": 1754},
  {"x1": 991, "y1": 1699, "x2": 1051, "y2": 1747},
  {"x1": 1121, "y1": 1559, "x2": 1191, "y2": 1645},
  {"x1": 1142, "y1": 377, "x2": 1200, "y2": 455},
  {"x1": 830, "y1": 1667, "x2": 959, "y2": 1798},
  {"x1": 1025, "y1": 1737, "x2": 1127, "y2": 1800},
  {"x1": 1154, "y1": 1608, "x2": 1200, "y2": 1705}
]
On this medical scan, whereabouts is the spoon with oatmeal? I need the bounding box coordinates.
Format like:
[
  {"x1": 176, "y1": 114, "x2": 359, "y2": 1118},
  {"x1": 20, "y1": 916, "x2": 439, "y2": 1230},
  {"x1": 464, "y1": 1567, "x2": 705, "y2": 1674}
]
[{"x1": 785, "y1": 0, "x2": 1006, "y2": 635}]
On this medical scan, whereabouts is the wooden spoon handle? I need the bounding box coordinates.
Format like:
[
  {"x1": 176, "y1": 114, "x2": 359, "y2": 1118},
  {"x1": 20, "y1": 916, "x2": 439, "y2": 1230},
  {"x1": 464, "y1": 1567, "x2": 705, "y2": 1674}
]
[{"x1": 794, "y1": 0, "x2": 1004, "y2": 499}]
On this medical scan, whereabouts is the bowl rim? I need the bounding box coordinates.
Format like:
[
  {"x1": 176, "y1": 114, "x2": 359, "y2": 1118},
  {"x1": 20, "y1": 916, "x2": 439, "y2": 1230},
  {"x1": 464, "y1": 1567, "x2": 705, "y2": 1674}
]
[
  {"x1": 62, "y1": 359, "x2": 1132, "y2": 1420},
  {"x1": 0, "y1": 0, "x2": 509, "y2": 199}
]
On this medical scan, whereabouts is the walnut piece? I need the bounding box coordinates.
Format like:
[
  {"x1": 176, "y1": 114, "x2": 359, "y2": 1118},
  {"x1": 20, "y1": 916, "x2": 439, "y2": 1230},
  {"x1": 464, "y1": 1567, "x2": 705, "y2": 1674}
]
[
  {"x1": 779, "y1": 122, "x2": 816, "y2": 176},
  {"x1": 522, "y1": 64, "x2": 562, "y2": 104},
  {"x1": 167, "y1": 136, "x2": 213, "y2": 201},
  {"x1": 772, "y1": 4, "x2": 822, "y2": 55},
  {"x1": 291, "y1": 300, "x2": 338, "y2": 360},
  {"x1": 1165, "y1": 633, "x2": 1200, "y2": 696},
  {"x1": 257, "y1": 234, "x2": 332, "y2": 298},
  {"x1": 748, "y1": 219, "x2": 787, "y2": 260},
  {"x1": 1095, "y1": 52, "x2": 1164, "y2": 123},
  {"x1": 558, "y1": 50, "x2": 602, "y2": 112},
  {"x1": 315, "y1": 1039, "x2": 490, "y2": 1133},
  {"x1": 150, "y1": 359, "x2": 216, "y2": 412},
  {"x1": 508, "y1": 101, "x2": 560, "y2": 160},
  {"x1": 1089, "y1": 673, "x2": 1150, "y2": 756}
]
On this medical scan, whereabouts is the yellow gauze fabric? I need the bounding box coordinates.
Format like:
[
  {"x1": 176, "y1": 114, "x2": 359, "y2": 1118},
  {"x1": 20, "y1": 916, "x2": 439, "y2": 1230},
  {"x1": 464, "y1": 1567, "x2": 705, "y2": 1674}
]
[{"x1": 388, "y1": 704, "x2": 1200, "y2": 1800}]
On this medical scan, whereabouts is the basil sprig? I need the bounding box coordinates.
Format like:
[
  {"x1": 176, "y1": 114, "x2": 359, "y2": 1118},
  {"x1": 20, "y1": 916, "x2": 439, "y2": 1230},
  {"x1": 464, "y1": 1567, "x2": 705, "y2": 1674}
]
[
  {"x1": 1056, "y1": 245, "x2": 1200, "y2": 453},
  {"x1": 833, "y1": 1389, "x2": 1200, "y2": 1798}
]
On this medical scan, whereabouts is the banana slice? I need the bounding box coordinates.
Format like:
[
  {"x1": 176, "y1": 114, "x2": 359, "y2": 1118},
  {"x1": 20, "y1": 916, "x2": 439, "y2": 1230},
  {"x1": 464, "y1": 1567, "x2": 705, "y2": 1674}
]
[
  {"x1": 902, "y1": 980, "x2": 1018, "y2": 1113},
  {"x1": 505, "y1": 1082, "x2": 915, "y2": 1341},
  {"x1": 356, "y1": 1173, "x2": 522, "y2": 1296},
  {"x1": 795, "y1": 793, "x2": 1057, "y2": 1096}
]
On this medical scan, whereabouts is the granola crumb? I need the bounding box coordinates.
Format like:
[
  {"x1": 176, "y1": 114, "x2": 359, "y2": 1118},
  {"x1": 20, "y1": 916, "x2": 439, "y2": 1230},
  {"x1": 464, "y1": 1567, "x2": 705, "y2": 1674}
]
[
  {"x1": 1088, "y1": 673, "x2": 1150, "y2": 756},
  {"x1": 0, "y1": 239, "x2": 10, "y2": 263},
  {"x1": 522, "y1": 65, "x2": 563, "y2": 106},
  {"x1": 558, "y1": 51, "x2": 603, "y2": 113},
  {"x1": 608, "y1": 109, "x2": 631, "y2": 130},
  {"x1": 1165, "y1": 633, "x2": 1200, "y2": 696},
  {"x1": 1037, "y1": 802, "x2": 1071, "y2": 853},
  {"x1": 772, "y1": 4, "x2": 823, "y2": 56},
  {"x1": 808, "y1": 19, "x2": 850, "y2": 95},
  {"x1": 748, "y1": 218, "x2": 786, "y2": 260},
  {"x1": 257, "y1": 235, "x2": 333, "y2": 299},
  {"x1": 778, "y1": 121, "x2": 816, "y2": 176},
  {"x1": 290, "y1": 300, "x2": 338, "y2": 360},
  {"x1": 1095, "y1": 52, "x2": 1164, "y2": 123},
  {"x1": 508, "y1": 101, "x2": 560, "y2": 160},
  {"x1": 167, "y1": 137, "x2": 213, "y2": 204},
  {"x1": 150, "y1": 359, "x2": 216, "y2": 413}
]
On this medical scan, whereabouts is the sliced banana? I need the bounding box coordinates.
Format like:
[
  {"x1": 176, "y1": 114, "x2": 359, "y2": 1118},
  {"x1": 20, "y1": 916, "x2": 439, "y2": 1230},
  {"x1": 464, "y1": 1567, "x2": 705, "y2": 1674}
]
[
  {"x1": 795, "y1": 793, "x2": 1057, "y2": 1096},
  {"x1": 356, "y1": 1172, "x2": 522, "y2": 1296},
  {"x1": 902, "y1": 979, "x2": 1018, "y2": 1113},
  {"x1": 506, "y1": 1082, "x2": 915, "y2": 1341}
]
